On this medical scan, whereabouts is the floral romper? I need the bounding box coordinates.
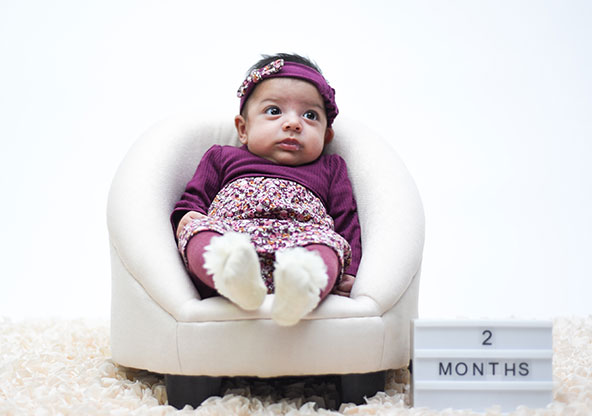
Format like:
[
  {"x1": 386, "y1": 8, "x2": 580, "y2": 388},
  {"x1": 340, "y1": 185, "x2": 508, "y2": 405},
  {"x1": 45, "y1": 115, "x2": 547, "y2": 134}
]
[{"x1": 177, "y1": 177, "x2": 352, "y2": 293}]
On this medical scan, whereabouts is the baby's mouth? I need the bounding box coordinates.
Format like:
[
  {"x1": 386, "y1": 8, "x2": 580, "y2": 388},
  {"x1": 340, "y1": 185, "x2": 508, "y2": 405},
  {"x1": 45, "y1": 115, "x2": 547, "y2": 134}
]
[{"x1": 278, "y1": 138, "x2": 301, "y2": 151}]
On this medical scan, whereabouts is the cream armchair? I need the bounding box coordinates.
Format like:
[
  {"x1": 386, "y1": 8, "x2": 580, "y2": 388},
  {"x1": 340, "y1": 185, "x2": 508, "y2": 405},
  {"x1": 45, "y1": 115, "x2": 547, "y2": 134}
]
[{"x1": 107, "y1": 113, "x2": 425, "y2": 408}]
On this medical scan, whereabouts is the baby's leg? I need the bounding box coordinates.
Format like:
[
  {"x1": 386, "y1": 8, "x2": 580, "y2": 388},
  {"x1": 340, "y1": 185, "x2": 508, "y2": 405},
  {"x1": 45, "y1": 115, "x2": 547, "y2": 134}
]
[
  {"x1": 305, "y1": 244, "x2": 340, "y2": 300},
  {"x1": 187, "y1": 231, "x2": 266, "y2": 311},
  {"x1": 271, "y1": 244, "x2": 340, "y2": 326},
  {"x1": 186, "y1": 231, "x2": 221, "y2": 290}
]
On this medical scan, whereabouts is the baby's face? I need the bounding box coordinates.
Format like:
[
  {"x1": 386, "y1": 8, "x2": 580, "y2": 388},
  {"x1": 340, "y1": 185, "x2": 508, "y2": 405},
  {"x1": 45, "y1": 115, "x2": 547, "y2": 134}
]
[{"x1": 235, "y1": 78, "x2": 334, "y2": 166}]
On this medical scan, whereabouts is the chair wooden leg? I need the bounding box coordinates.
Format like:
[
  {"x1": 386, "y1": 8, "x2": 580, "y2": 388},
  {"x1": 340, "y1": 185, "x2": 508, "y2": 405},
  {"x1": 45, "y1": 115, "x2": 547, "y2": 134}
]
[
  {"x1": 340, "y1": 370, "x2": 386, "y2": 405},
  {"x1": 165, "y1": 374, "x2": 222, "y2": 409}
]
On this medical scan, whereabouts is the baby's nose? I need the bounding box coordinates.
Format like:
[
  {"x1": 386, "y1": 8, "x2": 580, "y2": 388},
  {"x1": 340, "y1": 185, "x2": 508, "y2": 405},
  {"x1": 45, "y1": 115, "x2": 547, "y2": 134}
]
[{"x1": 282, "y1": 114, "x2": 302, "y2": 131}]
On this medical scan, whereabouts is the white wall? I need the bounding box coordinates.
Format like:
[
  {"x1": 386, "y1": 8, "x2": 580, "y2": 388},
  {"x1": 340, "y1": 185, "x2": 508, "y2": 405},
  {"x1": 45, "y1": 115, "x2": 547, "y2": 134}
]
[{"x1": 1, "y1": 0, "x2": 590, "y2": 319}]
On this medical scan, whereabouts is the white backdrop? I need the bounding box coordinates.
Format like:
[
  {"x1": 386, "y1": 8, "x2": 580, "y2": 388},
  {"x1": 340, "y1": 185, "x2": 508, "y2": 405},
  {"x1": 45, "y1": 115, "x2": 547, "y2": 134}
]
[{"x1": 1, "y1": 0, "x2": 590, "y2": 320}]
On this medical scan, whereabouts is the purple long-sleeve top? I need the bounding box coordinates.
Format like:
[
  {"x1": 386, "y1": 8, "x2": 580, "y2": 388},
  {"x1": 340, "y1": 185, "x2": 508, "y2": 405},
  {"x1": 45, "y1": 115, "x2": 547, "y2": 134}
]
[{"x1": 171, "y1": 145, "x2": 362, "y2": 276}]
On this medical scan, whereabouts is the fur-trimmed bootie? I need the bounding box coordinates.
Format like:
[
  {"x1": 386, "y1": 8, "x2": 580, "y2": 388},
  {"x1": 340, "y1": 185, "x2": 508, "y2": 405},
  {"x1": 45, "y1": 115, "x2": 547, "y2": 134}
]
[
  {"x1": 271, "y1": 247, "x2": 329, "y2": 326},
  {"x1": 203, "y1": 232, "x2": 267, "y2": 311}
]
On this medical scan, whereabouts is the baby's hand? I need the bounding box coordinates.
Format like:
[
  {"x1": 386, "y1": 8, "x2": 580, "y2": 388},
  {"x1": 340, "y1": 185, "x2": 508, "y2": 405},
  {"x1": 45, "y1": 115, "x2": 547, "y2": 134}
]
[
  {"x1": 332, "y1": 274, "x2": 355, "y2": 297},
  {"x1": 177, "y1": 211, "x2": 207, "y2": 239}
]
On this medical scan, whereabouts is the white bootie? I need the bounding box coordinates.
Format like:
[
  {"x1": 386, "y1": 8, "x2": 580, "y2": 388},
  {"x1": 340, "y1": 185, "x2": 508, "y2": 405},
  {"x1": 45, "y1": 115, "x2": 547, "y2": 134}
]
[
  {"x1": 203, "y1": 232, "x2": 267, "y2": 311},
  {"x1": 271, "y1": 247, "x2": 329, "y2": 326}
]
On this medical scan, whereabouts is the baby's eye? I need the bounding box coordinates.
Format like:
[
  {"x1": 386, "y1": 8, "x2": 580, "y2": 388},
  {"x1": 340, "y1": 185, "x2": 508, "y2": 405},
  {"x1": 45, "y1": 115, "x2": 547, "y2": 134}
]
[
  {"x1": 303, "y1": 110, "x2": 318, "y2": 121},
  {"x1": 265, "y1": 106, "x2": 281, "y2": 116}
]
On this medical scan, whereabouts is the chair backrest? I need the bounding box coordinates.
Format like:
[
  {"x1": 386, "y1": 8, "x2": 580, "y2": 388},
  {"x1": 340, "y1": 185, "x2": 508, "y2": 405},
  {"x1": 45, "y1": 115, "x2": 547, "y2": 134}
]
[{"x1": 107, "y1": 114, "x2": 424, "y2": 317}]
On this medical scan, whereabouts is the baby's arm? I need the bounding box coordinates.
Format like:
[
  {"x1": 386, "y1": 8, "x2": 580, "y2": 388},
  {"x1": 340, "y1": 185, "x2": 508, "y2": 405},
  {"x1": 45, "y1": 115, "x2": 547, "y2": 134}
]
[
  {"x1": 332, "y1": 273, "x2": 355, "y2": 297},
  {"x1": 171, "y1": 145, "x2": 224, "y2": 237},
  {"x1": 176, "y1": 211, "x2": 207, "y2": 239},
  {"x1": 327, "y1": 155, "x2": 362, "y2": 277}
]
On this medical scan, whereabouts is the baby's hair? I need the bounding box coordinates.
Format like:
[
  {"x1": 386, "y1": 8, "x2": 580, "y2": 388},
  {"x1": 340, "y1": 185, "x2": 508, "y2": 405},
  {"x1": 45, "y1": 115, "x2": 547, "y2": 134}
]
[{"x1": 245, "y1": 53, "x2": 323, "y2": 76}]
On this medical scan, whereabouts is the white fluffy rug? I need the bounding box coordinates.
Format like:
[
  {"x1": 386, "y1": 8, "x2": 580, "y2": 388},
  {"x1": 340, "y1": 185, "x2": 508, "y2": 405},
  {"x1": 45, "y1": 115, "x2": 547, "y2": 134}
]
[{"x1": 1, "y1": 317, "x2": 591, "y2": 415}]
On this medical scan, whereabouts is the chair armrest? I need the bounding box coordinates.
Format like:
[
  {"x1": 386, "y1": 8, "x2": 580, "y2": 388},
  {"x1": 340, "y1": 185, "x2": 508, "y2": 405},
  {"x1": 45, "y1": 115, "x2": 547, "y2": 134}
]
[
  {"x1": 327, "y1": 119, "x2": 425, "y2": 313},
  {"x1": 107, "y1": 114, "x2": 238, "y2": 318}
]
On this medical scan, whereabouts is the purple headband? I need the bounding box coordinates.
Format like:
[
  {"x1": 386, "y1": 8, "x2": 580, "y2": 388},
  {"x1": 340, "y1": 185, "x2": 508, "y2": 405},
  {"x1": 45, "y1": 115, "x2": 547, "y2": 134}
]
[{"x1": 237, "y1": 59, "x2": 339, "y2": 126}]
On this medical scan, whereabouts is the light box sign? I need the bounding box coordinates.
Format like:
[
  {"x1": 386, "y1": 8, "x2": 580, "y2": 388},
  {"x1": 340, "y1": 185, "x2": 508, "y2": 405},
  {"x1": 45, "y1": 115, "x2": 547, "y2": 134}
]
[{"x1": 411, "y1": 320, "x2": 553, "y2": 412}]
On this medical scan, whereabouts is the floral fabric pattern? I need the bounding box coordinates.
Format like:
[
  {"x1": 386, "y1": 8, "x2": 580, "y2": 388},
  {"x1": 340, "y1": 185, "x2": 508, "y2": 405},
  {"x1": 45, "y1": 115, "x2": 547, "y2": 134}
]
[{"x1": 177, "y1": 177, "x2": 352, "y2": 293}]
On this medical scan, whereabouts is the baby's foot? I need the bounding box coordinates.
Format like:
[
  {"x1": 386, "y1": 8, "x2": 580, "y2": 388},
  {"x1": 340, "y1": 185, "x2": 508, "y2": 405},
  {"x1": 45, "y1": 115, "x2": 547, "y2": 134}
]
[
  {"x1": 203, "y1": 232, "x2": 266, "y2": 311},
  {"x1": 271, "y1": 247, "x2": 329, "y2": 326}
]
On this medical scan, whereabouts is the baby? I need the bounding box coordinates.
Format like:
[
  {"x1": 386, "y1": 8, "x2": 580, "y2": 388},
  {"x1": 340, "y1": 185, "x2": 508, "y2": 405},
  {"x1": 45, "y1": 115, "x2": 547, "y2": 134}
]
[{"x1": 171, "y1": 53, "x2": 361, "y2": 326}]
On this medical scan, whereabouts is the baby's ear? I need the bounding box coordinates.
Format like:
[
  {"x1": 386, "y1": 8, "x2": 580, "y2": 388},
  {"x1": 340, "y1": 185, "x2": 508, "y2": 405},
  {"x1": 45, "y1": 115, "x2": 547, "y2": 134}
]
[
  {"x1": 235, "y1": 115, "x2": 248, "y2": 144},
  {"x1": 324, "y1": 127, "x2": 334, "y2": 144}
]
